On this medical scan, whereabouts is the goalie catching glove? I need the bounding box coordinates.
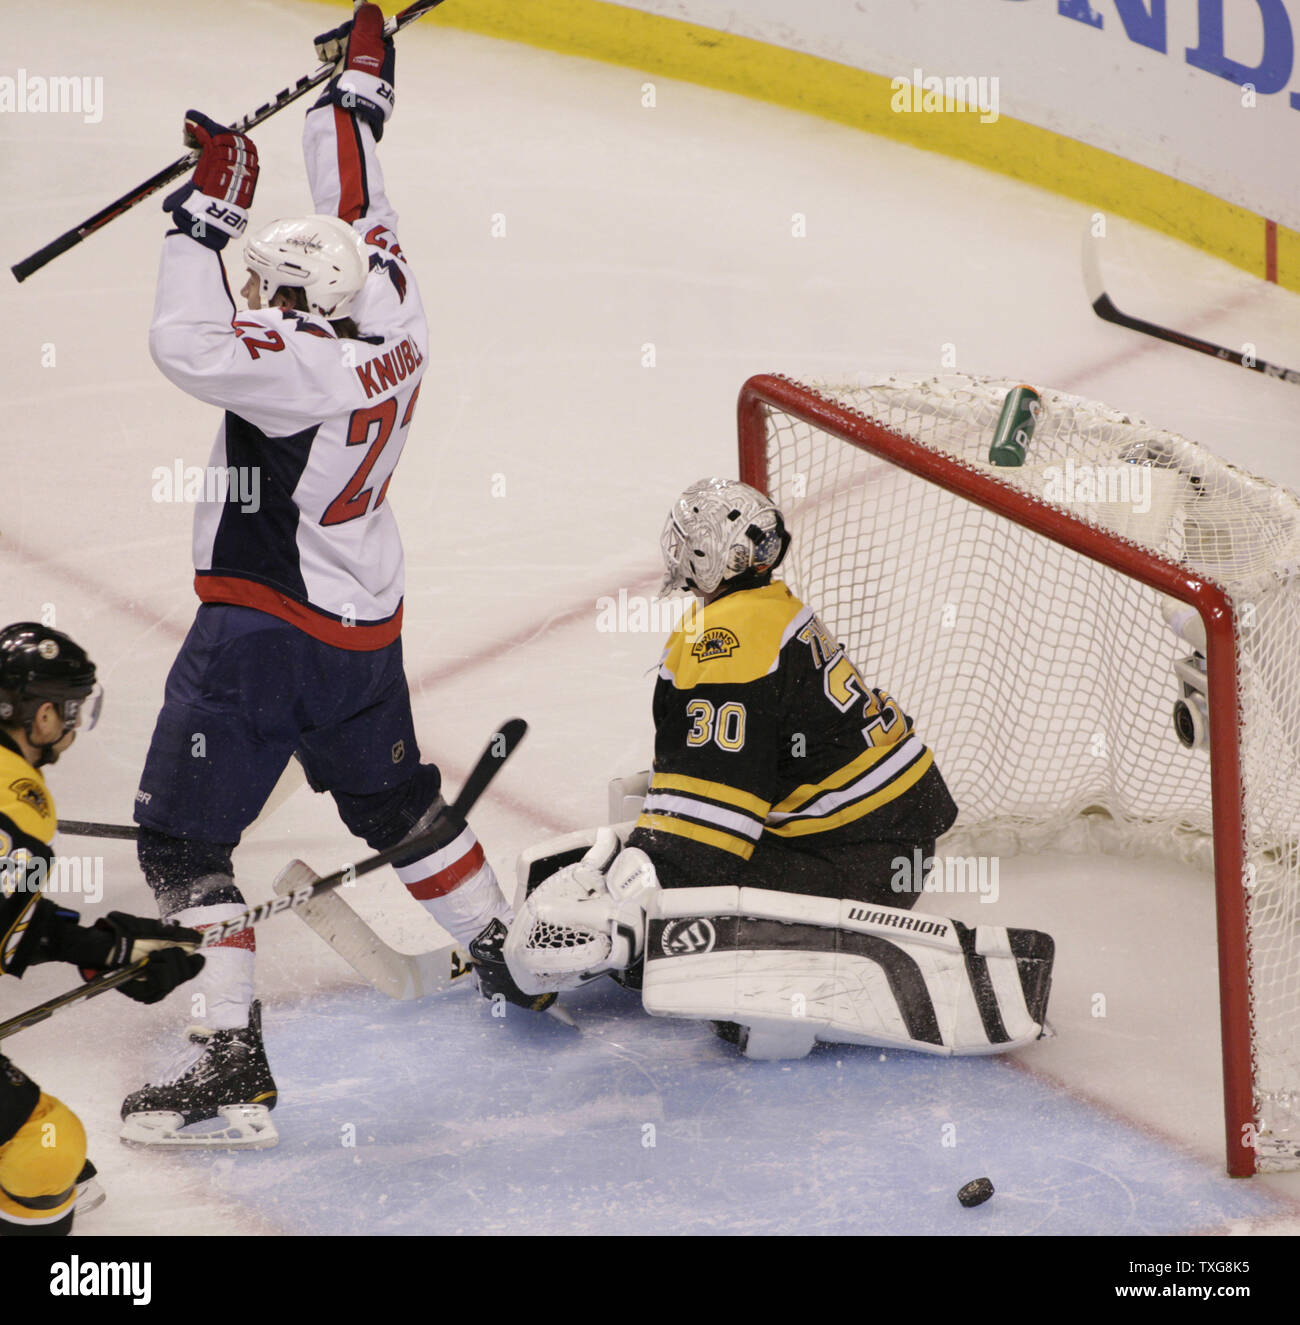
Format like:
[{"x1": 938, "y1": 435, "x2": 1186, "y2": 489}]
[{"x1": 503, "y1": 828, "x2": 660, "y2": 996}]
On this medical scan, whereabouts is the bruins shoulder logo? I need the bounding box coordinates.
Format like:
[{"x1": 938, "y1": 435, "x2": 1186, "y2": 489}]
[
  {"x1": 9, "y1": 778, "x2": 50, "y2": 819},
  {"x1": 691, "y1": 627, "x2": 740, "y2": 662}
]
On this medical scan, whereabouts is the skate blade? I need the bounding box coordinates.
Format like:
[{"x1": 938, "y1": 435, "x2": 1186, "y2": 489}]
[
  {"x1": 546, "y1": 1001, "x2": 578, "y2": 1029},
  {"x1": 75, "y1": 1177, "x2": 107, "y2": 1214},
  {"x1": 119, "y1": 1104, "x2": 279, "y2": 1151}
]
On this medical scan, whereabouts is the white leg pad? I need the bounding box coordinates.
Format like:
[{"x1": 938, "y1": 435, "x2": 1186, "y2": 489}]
[{"x1": 641, "y1": 887, "x2": 1052, "y2": 1059}]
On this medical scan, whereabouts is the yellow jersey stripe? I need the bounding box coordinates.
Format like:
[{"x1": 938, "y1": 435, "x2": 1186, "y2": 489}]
[
  {"x1": 650, "y1": 773, "x2": 771, "y2": 818},
  {"x1": 635, "y1": 812, "x2": 755, "y2": 859},
  {"x1": 767, "y1": 749, "x2": 934, "y2": 837},
  {"x1": 771, "y1": 740, "x2": 904, "y2": 814}
]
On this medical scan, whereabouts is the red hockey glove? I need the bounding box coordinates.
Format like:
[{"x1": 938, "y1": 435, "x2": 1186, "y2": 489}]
[
  {"x1": 163, "y1": 110, "x2": 259, "y2": 250},
  {"x1": 314, "y1": 3, "x2": 395, "y2": 139}
]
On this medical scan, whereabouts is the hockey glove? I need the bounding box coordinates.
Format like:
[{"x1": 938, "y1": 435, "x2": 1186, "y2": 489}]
[
  {"x1": 85, "y1": 910, "x2": 204, "y2": 970},
  {"x1": 112, "y1": 947, "x2": 206, "y2": 1005},
  {"x1": 162, "y1": 110, "x2": 259, "y2": 251},
  {"x1": 69, "y1": 908, "x2": 202, "y2": 977},
  {"x1": 468, "y1": 918, "x2": 557, "y2": 1012},
  {"x1": 314, "y1": 2, "x2": 395, "y2": 139}
]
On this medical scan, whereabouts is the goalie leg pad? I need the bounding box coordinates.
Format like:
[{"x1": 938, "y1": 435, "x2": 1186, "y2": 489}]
[{"x1": 641, "y1": 888, "x2": 1054, "y2": 1059}]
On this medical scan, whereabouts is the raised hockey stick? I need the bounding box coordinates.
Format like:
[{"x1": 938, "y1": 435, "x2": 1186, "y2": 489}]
[
  {"x1": 0, "y1": 719, "x2": 526, "y2": 1038},
  {"x1": 10, "y1": 0, "x2": 446, "y2": 282},
  {"x1": 1082, "y1": 232, "x2": 1300, "y2": 386}
]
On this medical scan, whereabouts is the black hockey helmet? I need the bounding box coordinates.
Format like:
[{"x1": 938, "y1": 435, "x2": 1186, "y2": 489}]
[{"x1": 0, "y1": 622, "x2": 101, "y2": 734}]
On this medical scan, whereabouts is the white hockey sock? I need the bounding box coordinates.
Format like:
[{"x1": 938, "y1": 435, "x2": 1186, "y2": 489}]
[
  {"x1": 170, "y1": 903, "x2": 255, "y2": 1031},
  {"x1": 393, "y1": 825, "x2": 511, "y2": 947}
]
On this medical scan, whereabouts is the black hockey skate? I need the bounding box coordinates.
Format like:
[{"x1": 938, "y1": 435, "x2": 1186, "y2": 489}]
[{"x1": 119, "y1": 1000, "x2": 279, "y2": 1150}]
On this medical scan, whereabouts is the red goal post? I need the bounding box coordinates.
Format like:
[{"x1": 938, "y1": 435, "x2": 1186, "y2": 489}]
[{"x1": 737, "y1": 371, "x2": 1269, "y2": 1177}]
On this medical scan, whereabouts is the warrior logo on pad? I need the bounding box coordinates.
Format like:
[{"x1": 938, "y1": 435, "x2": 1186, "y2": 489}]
[{"x1": 661, "y1": 918, "x2": 717, "y2": 956}]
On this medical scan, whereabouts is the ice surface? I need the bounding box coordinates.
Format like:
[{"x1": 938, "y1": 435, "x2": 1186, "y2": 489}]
[{"x1": 4, "y1": 0, "x2": 1300, "y2": 1235}]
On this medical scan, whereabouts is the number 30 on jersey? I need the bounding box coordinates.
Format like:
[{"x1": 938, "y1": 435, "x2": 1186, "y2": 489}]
[{"x1": 685, "y1": 699, "x2": 747, "y2": 751}]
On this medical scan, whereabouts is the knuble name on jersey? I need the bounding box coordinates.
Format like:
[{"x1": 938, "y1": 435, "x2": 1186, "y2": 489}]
[{"x1": 354, "y1": 334, "x2": 424, "y2": 398}]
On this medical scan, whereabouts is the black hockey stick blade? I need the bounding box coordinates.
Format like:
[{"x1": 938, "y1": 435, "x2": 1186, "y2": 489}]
[
  {"x1": 1082, "y1": 231, "x2": 1300, "y2": 386},
  {"x1": 11, "y1": 0, "x2": 447, "y2": 282}
]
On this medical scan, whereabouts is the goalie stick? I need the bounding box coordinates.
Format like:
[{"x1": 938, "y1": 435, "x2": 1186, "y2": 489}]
[
  {"x1": 10, "y1": 0, "x2": 447, "y2": 282},
  {"x1": 1082, "y1": 231, "x2": 1300, "y2": 386},
  {"x1": 0, "y1": 718, "x2": 527, "y2": 1040}
]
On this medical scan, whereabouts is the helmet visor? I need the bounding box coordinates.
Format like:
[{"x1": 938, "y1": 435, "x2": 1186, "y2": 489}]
[{"x1": 61, "y1": 683, "x2": 103, "y2": 732}]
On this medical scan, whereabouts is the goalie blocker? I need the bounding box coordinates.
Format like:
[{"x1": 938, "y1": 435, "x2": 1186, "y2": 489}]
[{"x1": 511, "y1": 829, "x2": 1054, "y2": 1060}]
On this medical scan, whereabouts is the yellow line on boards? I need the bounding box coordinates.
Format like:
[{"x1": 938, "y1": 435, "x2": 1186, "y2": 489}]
[{"x1": 304, "y1": 0, "x2": 1298, "y2": 291}]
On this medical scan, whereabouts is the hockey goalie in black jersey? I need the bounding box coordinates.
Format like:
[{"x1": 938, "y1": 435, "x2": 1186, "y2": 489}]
[
  {"x1": 632, "y1": 479, "x2": 958, "y2": 900},
  {"x1": 478, "y1": 479, "x2": 1055, "y2": 1061}
]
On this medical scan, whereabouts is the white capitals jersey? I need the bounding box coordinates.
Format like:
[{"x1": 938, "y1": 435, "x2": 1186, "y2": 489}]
[{"x1": 148, "y1": 102, "x2": 427, "y2": 650}]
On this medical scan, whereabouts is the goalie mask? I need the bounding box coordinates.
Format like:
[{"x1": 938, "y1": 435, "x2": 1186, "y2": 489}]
[
  {"x1": 660, "y1": 478, "x2": 790, "y2": 596},
  {"x1": 243, "y1": 215, "x2": 369, "y2": 320}
]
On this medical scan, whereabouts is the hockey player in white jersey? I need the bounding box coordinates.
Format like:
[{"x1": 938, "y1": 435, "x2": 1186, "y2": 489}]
[
  {"x1": 485, "y1": 480, "x2": 1056, "y2": 1061},
  {"x1": 124, "y1": 4, "x2": 525, "y2": 1149}
]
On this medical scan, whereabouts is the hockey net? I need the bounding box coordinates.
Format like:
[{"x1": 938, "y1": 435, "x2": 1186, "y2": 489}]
[{"x1": 737, "y1": 372, "x2": 1300, "y2": 1176}]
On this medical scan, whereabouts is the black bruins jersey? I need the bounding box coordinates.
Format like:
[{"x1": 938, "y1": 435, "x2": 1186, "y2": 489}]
[
  {"x1": 0, "y1": 728, "x2": 57, "y2": 979},
  {"x1": 628, "y1": 581, "x2": 956, "y2": 885},
  {"x1": 0, "y1": 729, "x2": 58, "y2": 1144}
]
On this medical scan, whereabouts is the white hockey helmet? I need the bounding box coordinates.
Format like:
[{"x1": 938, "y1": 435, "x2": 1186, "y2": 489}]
[
  {"x1": 243, "y1": 215, "x2": 369, "y2": 319},
  {"x1": 660, "y1": 477, "x2": 789, "y2": 596}
]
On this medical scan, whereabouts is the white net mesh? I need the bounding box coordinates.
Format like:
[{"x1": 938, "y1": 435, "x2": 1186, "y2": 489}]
[{"x1": 751, "y1": 373, "x2": 1300, "y2": 1170}]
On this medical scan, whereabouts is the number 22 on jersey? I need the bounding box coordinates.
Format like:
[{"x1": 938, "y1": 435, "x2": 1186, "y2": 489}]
[{"x1": 322, "y1": 384, "x2": 421, "y2": 527}]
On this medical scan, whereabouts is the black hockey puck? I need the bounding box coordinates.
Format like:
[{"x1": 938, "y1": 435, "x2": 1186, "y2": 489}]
[{"x1": 957, "y1": 1178, "x2": 994, "y2": 1207}]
